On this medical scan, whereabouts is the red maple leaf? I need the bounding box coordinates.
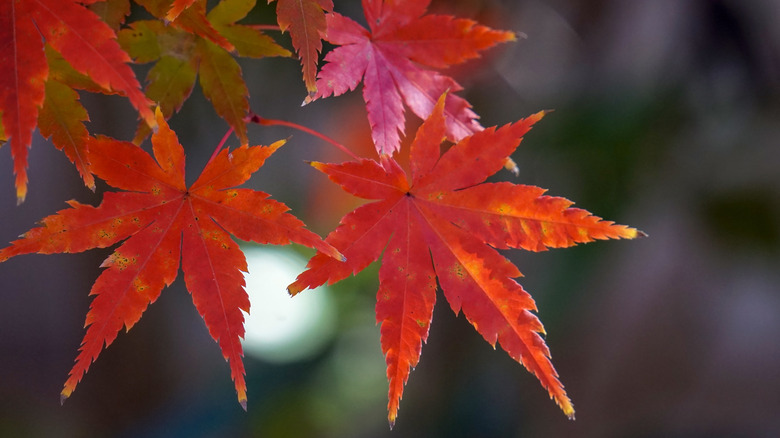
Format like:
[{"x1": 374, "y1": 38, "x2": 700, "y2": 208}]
[
  {"x1": 306, "y1": 0, "x2": 515, "y2": 156},
  {"x1": 290, "y1": 95, "x2": 643, "y2": 425},
  {"x1": 0, "y1": 109, "x2": 342, "y2": 408},
  {"x1": 0, "y1": 0, "x2": 154, "y2": 202}
]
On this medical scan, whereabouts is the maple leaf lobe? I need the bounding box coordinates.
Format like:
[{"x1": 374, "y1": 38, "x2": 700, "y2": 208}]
[{"x1": 271, "y1": 0, "x2": 334, "y2": 92}]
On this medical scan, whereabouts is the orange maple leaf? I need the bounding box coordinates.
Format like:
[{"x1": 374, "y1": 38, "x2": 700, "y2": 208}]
[
  {"x1": 165, "y1": 0, "x2": 197, "y2": 21},
  {"x1": 290, "y1": 95, "x2": 643, "y2": 425},
  {"x1": 0, "y1": 109, "x2": 342, "y2": 409},
  {"x1": 0, "y1": 0, "x2": 154, "y2": 202},
  {"x1": 269, "y1": 0, "x2": 334, "y2": 94}
]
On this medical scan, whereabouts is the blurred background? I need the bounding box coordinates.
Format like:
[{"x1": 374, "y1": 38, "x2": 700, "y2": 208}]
[{"x1": 1, "y1": 0, "x2": 779, "y2": 436}]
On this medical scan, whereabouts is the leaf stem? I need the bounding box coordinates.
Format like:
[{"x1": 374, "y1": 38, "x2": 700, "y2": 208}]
[
  {"x1": 207, "y1": 127, "x2": 234, "y2": 166},
  {"x1": 246, "y1": 113, "x2": 360, "y2": 160},
  {"x1": 248, "y1": 24, "x2": 283, "y2": 32}
]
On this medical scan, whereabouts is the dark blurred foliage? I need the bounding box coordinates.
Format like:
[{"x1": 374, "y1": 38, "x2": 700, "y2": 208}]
[{"x1": 2, "y1": 0, "x2": 779, "y2": 437}]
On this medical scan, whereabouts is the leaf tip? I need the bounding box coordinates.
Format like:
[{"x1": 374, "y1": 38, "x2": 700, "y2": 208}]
[
  {"x1": 551, "y1": 390, "x2": 575, "y2": 419},
  {"x1": 287, "y1": 283, "x2": 304, "y2": 296},
  {"x1": 327, "y1": 250, "x2": 347, "y2": 263},
  {"x1": 153, "y1": 106, "x2": 165, "y2": 124},
  {"x1": 562, "y1": 402, "x2": 575, "y2": 420},
  {"x1": 239, "y1": 398, "x2": 248, "y2": 411},
  {"x1": 16, "y1": 183, "x2": 27, "y2": 205},
  {"x1": 267, "y1": 139, "x2": 287, "y2": 154},
  {"x1": 624, "y1": 227, "x2": 647, "y2": 240},
  {"x1": 532, "y1": 110, "x2": 552, "y2": 123},
  {"x1": 504, "y1": 157, "x2": 519, "y2": 176},
  {"x1": 141, "y1": 106, "x2": 158, "y2": 133},
  {"x1": 165, "y1": 7, "x2": 183, "y2": 22},
  {"x1": 317, "y1": 244, "x2": 345, "y2": 264}
]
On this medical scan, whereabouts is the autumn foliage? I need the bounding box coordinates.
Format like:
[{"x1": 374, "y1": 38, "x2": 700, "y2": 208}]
[{"x1": 0, "y1": 0, "x2": 643, "y2": 426}]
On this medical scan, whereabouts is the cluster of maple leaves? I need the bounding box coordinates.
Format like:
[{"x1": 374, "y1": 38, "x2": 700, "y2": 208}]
[{"x1": 0, "y1": 0, "x2": 642, "y2": 426}]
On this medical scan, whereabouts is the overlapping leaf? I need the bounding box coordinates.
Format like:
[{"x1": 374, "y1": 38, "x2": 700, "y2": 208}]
[
  {"x1": 123, "y1": 0, "x2": 291, "y2": 144},
  {"x1": 306, "y1": 0, "x2": 515, "y2": 156},
  {"x1": 0, "y1": 0, "x2": 154, "y2": 202},
  {"x1": 37, "y1": 46, "x2": 114, "y2": 194},
  {"x1": 88, "y1": 0, "x2": 131, "y2": 31},
  {"x1": 269, "y1": 0, "x2": 333, "y2": 94},
  {"x1": 37, "y1": 69, "x2": 93, "y2": 191},
  {"x1": 136, "y1": 0, "x2": 234, "y2": 51},
  {"x1": 0, "y1": 109, "x2": 342, "y2": 408},
  {"x1": 290, "y1": 95, "x2": 643, "y2": 425},
  {"x1": 166, "y1": 0, "x2": 198, "y2": 21}
]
